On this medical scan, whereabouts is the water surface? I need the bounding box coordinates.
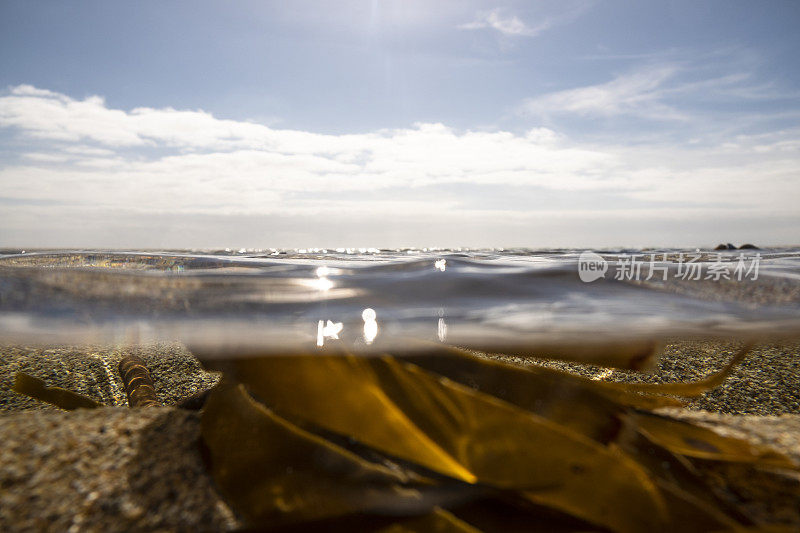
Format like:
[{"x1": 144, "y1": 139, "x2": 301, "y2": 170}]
[{"x1": 1, "y1": 248, "x2": 799, "y2": 360}]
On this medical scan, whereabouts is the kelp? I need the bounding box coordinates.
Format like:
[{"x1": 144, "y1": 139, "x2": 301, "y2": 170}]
[
  {"x1": 12, "y1": 372, "x2": 101, "y2": 410},
  {"x1": 615, "y1": 420, "x2": 753, "y2": 529},
  {"x1": 8, "y1": 341, "x2": 798, "y2": 531},
  {"x1": 196, "y1": 342, "x2": 800, "y2": 532},
  {"x1": 606, "y1": 342, "x2": 754, "y2": 396},
  {"x1": 204, "y1": 356, "x2": 664, "y2": 517},
  {"x1": 401, "y1": 346, "x2": 679, "y2": 444},
  {"x1": 374, "y1": 508, "x2": 481, "y2": 533},
  {"x1": 201, "y1": 377, "x2": 482, "y2": 527},
  {"x1": 629, "y1": 411, "x2": 796, "y2": 469},
  {"x1": 12, "y1": 354, "x2": 162, "y2": 409},
  {"x1": 452, "y1": 339, "x2": 660, "y2": 370},
  {"x1": 118, "y1": 354, "x2": 161, "y2": 407}
]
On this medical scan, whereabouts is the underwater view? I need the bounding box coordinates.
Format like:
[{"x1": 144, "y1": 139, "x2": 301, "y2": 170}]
[{"x1": 2, "y1": 248, "x2": 800, "y2": 531}]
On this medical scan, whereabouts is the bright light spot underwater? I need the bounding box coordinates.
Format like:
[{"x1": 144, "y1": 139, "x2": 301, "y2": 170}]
[{"x1": 362, "y1": 308, "x2": 378, "y2": 344}]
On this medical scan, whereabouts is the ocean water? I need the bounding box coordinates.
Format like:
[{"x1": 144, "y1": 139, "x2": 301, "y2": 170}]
[{"x1": 1, "y1": 248, "x2": 799, "y2": 362}]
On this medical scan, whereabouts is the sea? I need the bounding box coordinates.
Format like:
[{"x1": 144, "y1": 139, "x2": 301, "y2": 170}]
[{"x1": 1, "y1": 248, "x2": 799, "y2": 362}]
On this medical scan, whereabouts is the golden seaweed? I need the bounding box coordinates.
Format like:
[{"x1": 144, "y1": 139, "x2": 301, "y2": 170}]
[
  {"x1": 607, "y1": 343, "x2": 754, "y2": 397},
  {"x1": 449, "y1": 339, "x2": 660, "y2": 370},
  {"x1": 375, "y1": 507, "x2": 481, "y2": 533},
  {"x1": 201, "y1": 377, "x2": 481, "y2": 527},
  {"x1": 12, "y1": 372, "x2": 102, "y2": 410},
  {"x1": 202, "y1": 354, "x2": 667, "y2": 532},
  {"x1": 630, "y1": 411, "x2": 797, "y2": 469},
  {"x1": 403, "y1": 346, "x2": 678, "y2": 444},
  {"x1": 616, "y1": 420, "x2": 753, "y2": 529},
  {"x1": 195, "y1": 342, "x2": 800, "y2": 532},
  {"x1": 118, "y1": 354, "x2": 161, "y2": 407}
]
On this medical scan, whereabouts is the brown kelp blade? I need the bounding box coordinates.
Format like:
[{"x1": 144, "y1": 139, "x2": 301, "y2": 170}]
[
  {"x1": 377, "y1": 358, "x2": 667, "y2": 532},
  {"x1": 262, "y1": 507, "x2": 482, "y2": 533},
  {"x1": 12, "y1": 372, "x2": 102, "y2": 410},
  {"x1": 610, "y1": 342, "x2": 754, "y2": 397},
  {"x1": 201, "y1": 378, "x2": 478, "y2": 527},
  {"x1": 374, "y1": 508, "x2": 481, "y2": 533},
  {"x1": 446, "y1": 496, "x2": 603, "y2": 533},
  {"x1": 630, "y1": 412, "x2": 798, "y2": 470},
  {"x1": 204, "y1": 355, "x2": 477, "y2": 483},
  {"x1": 118, "y1": 354, "x2": 161, "y2": 407},
  {"x1": 653, "y1": 480, "x2": 745, "y2": 532},
  {"x1": 205, "y1": 354, "x2": 666, "y2": 532},
  {"x1": 403, "y1": 347, "x2": 677, "y2": 444},
  {"x1": 463, "y1": 339, "x2": 660, "y2": 370},
  {"x1": 433, "y1": 341, "x2": 753, "y2": 402},
  {"x1": 617, "y1": 421, "x2": 753, "y2": 529},
  {"x1": 408, "y1": 344, "x2": 680, "y2": 410}
]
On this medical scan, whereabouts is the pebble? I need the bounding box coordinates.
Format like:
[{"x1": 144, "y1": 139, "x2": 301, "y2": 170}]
[{"x1": 0, "y1": 408, "x2": 239, "y2": 532}]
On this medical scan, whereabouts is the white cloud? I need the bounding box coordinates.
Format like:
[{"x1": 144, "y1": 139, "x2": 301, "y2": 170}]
[
  {"x1": 21, "y1": 152, "x2": 71, "y2": 163},
  {"x1": 459, "y1": 10, "x2": 546, "y2": 37},
  {"x1": 520, "y1": 61, "x2": 788, "y2": 123},
  {"x1": 0, "y1": 85, "x2": 799, "y2": 245},
  {"x1": 0, "y1": 86, "x2": 623, "y2": 210},
  {"x1": 521, "y1": 65, "x2": 684, "y2": 119},
  {"x1": 458, "y1": 3, "x2": 594, "y2": 39},
  {"x1": 10, "y1": 84, "x2": 68, "y2": 99}
]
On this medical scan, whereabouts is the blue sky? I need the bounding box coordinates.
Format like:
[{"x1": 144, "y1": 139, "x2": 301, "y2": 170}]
[{"x1": 1, "y1": 1, "x2": 799, "y2": 248}]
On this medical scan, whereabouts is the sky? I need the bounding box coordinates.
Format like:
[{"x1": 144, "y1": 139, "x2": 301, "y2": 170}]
[{"x1": 1, "y1": 0, "x2": 799, "y2": 249}]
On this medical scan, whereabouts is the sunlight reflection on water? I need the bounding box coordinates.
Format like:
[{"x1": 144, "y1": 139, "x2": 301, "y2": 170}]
[{"x1": 0, "y1": 248, "x2": 798, "y2": 355}]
